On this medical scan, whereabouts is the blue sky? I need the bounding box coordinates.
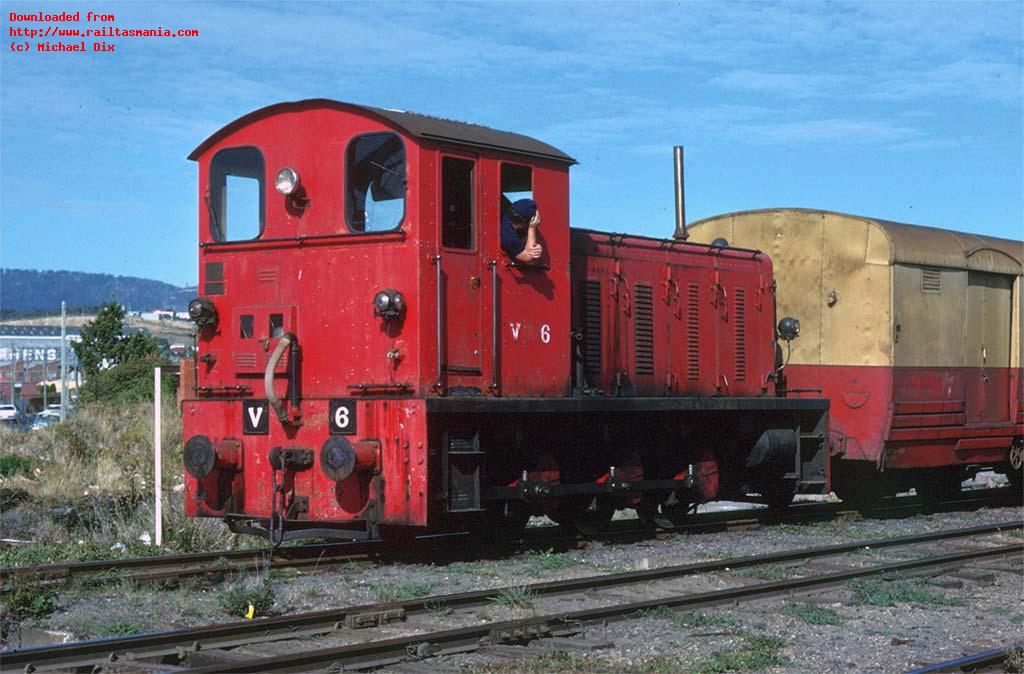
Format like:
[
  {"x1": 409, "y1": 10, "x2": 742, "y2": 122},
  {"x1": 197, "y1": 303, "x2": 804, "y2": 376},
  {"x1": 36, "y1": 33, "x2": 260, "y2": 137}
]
[{"x1": 2, "y1": 1, "x2": 1022, "y2": 286}]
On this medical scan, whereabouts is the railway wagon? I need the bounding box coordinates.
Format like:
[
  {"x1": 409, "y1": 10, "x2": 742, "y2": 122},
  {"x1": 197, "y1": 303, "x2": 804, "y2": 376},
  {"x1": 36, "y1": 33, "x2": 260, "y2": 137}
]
[
  {"x1": 180, "y1": 100, "x2": 828, "y2": 543},
  {"x1": 684, "y1": 209, "x2": 1023, "y2": 504}
]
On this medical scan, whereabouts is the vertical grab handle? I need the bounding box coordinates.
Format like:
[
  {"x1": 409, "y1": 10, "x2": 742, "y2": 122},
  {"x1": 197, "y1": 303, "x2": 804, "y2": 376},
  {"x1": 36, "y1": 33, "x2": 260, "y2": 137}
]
[
  {"x1": 433, "y1": 254, "x2": 444, "y2": 393},
  {"x1": 489, "y1": 260, "x2": 499, "y2": 392}
]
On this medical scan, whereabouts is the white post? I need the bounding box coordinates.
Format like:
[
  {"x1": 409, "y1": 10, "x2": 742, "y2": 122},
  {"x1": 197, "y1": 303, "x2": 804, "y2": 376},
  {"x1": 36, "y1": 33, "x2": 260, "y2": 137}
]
[
  {"x1": 154, "y1": 366, "x2": 163, "y2": 547},
  {"x1": 60, "y1": 301, "x2": 67, "y2": 422}
]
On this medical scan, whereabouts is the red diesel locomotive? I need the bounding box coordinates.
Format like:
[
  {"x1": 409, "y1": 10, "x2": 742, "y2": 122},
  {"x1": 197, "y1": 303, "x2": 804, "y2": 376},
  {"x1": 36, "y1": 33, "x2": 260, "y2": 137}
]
[{"x1": 180, "y1": 100, "x2": 828, "y2": 542}]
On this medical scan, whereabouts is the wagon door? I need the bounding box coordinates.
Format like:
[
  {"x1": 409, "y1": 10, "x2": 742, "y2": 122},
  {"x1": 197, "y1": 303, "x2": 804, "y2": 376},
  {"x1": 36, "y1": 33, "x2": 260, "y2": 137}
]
[
  {"x1": 439, "y1": 154, "x2": 485, "y2": 389},
  {"x1": 965, "y1": 272, "x2": 1013, "y2": 423}
]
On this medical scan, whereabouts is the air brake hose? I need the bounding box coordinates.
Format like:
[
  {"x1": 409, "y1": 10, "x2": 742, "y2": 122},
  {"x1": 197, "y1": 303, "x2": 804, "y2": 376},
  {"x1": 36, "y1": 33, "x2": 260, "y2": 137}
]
[{"x1": 265, "y1": 332, "x2": 296, "y2": 423}]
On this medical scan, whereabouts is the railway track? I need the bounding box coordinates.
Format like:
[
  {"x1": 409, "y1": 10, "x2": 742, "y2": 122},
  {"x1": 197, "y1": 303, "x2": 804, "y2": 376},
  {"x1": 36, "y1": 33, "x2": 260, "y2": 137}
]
[
  {"x1": 2, "y1": 487, "x2": 1012, "y2": 595},
  {"x1": 906, "y1": 644, "x2": 1023, "y2": 673},
  {"x1": 4, "y1": 520, "x2": 1019, "y2": 673}
]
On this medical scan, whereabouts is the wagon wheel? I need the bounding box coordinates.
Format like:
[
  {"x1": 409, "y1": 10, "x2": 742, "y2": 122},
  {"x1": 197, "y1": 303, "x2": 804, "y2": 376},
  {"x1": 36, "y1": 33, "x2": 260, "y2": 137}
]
[{"x1": 1006, "y1": 438, "x2": 1023, "y2": 503}]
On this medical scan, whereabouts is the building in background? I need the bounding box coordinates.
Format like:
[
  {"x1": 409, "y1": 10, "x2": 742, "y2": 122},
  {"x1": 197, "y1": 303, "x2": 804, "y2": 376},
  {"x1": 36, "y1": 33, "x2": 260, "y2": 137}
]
[{"x1": 0, "y1": 325, "x2": 81, "y2": 408}]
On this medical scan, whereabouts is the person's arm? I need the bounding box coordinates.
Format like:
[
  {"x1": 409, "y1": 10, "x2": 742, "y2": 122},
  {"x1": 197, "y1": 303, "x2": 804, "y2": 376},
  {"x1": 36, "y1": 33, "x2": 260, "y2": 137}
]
[{"x1": 514, "y1": 211, "x2": 543, "y2": 263}]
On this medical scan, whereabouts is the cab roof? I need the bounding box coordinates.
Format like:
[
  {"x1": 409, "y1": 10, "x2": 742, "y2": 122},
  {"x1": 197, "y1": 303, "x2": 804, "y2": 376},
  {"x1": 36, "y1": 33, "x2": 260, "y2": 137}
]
[{"x1": 188, "y1": 99, "x2": 576, "y2": 165}]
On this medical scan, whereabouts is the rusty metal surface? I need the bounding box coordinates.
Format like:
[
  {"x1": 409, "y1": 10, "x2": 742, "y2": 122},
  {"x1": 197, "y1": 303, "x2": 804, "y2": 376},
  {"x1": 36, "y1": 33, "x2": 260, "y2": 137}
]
[{"x1": 188, "y1": 99, "x2": 576, "y2": 164}]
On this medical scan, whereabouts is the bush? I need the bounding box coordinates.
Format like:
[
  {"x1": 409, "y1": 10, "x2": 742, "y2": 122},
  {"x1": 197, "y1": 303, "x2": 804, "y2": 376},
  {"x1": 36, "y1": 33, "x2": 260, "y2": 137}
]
[
  {"x1": 218, "y1": 578, "x2": 275, "y2": 617},
  {"x1": 79, "y1": 358, "x2": 176, "y2": 405}
]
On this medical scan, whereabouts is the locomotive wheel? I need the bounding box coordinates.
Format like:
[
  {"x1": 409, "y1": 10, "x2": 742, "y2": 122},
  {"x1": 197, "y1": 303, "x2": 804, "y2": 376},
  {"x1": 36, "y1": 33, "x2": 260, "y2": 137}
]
[
  {"x1": 483, "y1": 501, "x2": 530, "y2": 541},
  {"x1": 764, "y1": 478, "x2": 797, "y2": 512},
  {"x1": 916, "y1": 468, "x2": 961, "y2": 513},
  {"x1": 636, "y1": 494, "x2": 691, "y2": 529},
  {"x1": 551, "y1": 497, "x2": 614, "y2": 535}
]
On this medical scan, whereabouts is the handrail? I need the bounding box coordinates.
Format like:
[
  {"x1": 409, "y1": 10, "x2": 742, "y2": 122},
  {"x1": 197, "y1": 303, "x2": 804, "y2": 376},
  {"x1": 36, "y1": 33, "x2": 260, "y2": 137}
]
[
  {"x1": 433, "y1": 254, "x2": 444, "y2": 393},
  {"x1": 489, "y1": 259, "x2": 499, "y2": 392}
]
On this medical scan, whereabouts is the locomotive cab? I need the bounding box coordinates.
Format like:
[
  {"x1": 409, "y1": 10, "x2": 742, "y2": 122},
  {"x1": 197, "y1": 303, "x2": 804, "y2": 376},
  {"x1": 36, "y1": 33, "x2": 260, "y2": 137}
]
[{"x1": 182, "y1": 100, "x2": 577, "y2": 539}]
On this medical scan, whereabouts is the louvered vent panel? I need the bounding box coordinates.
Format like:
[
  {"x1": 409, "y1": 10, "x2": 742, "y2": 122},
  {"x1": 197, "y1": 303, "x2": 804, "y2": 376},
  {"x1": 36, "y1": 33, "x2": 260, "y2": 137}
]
[
  {"x1": 258, "y1": 268, "x2": 278, "y2": 283},
  {"x1": 734, "y1": 288, "x2": 747, "y2": 381},
  {"x1": 583, "y1": 280, "x2": 602, "y2": 374},
  {"x1": 921, "y1": 268, "x2": 941, "y2": 293},
  {"x1": 634, "y1": 284, "x2": 654, "y2": 375},
  {"x1": 686, "y1": 283, "x2": 700, "y2": 381},
  {"x1": 235, "y1": 353, "x2": 257, "y2": 370}
]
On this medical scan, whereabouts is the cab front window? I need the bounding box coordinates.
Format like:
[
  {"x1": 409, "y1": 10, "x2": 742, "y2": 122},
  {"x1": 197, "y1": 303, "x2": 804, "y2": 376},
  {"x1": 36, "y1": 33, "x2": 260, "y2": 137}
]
[
  {"x1": 346, "y1": 133, "x2": 406, "y2": 232},
  {"x1": 209, "y1": 146, "x2": 264, "y2": 242}
]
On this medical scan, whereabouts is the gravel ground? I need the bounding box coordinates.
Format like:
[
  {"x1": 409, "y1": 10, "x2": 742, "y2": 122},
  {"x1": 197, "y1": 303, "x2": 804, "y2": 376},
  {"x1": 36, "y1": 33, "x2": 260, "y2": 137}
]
[{"x1": 9, "y1": 499, "x2": 1021, "y2": 673}]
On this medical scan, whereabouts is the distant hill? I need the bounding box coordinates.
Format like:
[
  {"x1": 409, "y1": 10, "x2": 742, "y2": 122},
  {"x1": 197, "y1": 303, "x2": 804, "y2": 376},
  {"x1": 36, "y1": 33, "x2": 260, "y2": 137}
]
[{"x1": 1, "y1": 269, "x2": 193, "y2": 317}]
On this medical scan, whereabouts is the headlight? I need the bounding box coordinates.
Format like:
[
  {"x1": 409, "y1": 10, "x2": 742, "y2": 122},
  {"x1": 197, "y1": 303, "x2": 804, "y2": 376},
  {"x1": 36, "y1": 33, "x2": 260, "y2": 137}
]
[
  {"x1": 188, "y1": 297, "x2": 218, "y2": 328},
  {"x1": 778, "y1": 317, "x2": 801, "y2": 342},
  {"x1": 373, "y1": 289, "x2": 406, "y2": 320},
  {"x1": 275, "y1": 167, "x2": 300, "y2": 196}
]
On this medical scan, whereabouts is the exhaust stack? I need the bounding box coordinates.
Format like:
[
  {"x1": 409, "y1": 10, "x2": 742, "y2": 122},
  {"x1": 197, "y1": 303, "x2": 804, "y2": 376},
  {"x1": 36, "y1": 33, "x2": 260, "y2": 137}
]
[{"x1": 673, "y1": 146, "x2": 687, "y2": 240}]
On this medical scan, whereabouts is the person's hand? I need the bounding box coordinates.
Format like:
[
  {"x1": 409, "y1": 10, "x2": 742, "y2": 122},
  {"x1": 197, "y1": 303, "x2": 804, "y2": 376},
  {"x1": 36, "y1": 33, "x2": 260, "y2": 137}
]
[
  {"x1": 529, "y1": 211, "x2": 541, "y2": 229},
  {"x1": 526, "y1": 242, "x2": 543, "y2": 260}
]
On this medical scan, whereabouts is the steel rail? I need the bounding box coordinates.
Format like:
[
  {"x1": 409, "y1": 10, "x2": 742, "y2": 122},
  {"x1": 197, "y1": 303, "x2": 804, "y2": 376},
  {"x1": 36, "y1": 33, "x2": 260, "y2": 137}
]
[
  {"x1": 0, "y1": 500, "x2": 846, "y2": 593},
  {"x1": 905, "y1": 643, "x2": 1022, "y2": 673},
  {"x1": 179, "y1": 542, "x2": 1024, "y2": 673},
  {"x1": 2, "y1": 487, "x2": 1012, "y2": 594},
  {"x1": 4, "y1": 521, "x2": 1019, "y2": 673}
]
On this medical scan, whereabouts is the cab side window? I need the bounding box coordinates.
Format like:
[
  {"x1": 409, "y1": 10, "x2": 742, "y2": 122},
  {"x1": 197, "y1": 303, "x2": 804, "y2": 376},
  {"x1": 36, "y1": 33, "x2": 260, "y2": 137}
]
[
  {"x1": 346, "y1": 133, "x2": 406, "y2": 232},
  {"x1": 500, "y1": 163, "x2": 532, "y2": 214},
  {"x1": 209, "y1": 147, "x2": 265, "y2": 242},
  {"x1": 441, "y1": 157, "x2": 474, "y2": 249}
]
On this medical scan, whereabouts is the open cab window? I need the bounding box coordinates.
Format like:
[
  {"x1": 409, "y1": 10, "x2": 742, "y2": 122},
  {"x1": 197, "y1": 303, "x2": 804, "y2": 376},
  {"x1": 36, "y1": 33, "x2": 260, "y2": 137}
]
[
  {"x1": 500, "y1": 163, "x2": 533, "y2": 213},
  {"x1": 347, "y1": 133, "x2": 406, "y2": 232},
  {"x1": 209, "y1": 147, "x2": 265, "y2": 242}
]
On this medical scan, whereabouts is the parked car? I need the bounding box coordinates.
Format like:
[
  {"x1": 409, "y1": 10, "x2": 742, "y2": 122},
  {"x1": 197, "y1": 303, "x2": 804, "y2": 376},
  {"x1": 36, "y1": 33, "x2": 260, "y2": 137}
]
[
  {"x1": 31, "y1": 413, "x2": 61, "y2": 431},
  {"x1": 0, "y1": 404, "x2": 18, "y2": 421},
  {"x1": 1, "y1": 416, "x2": 24, "y2": 431}
]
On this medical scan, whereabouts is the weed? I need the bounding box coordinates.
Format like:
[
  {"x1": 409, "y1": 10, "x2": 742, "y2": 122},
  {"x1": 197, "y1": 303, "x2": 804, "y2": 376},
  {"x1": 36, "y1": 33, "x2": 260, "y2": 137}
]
[
  {"x1": 367, "y1": 581, "x2": 433, "y2": 602},
  {"x1": 733, "y1": 564, "x2": 802, "y2": 580},
  {"x1": 474, "y1": 609, "x2": 492, "y2": 621},
  {"x1": 446, "y1": 563, "x2": 497, "y2": 577},
  {"x1": 1010, "y1": 614, "x2": 1024, "y2": 624},
  {"x1": 217, "y1": 578, "x2": 275, "y2": 617},
  {"x1": 424, "y1": 599, "x2": 453, "y2": 617},
  {"x1": 524, "y1": 548, "x2": 580, "y2": 572},
  {"x1": 637, "y1": 605, "x2": 742, "y2": 629},
  {"x1": 4, "y1": 573, "x2": 58, "y2": 620},
  {"x1": 782, "y1": 602, "x2": 842, "y2": 625},
  {"x1": 693, "y1": 635, "x2": 786, "y2": 673},
  {"x1": 97, "y1": 620, "x2": 143, "y2": 637},
  {"x1": 0, "y1": 453, "x2": 36, "y2": 478},
  {"x1": 490, "y1": 585, "x2": 535, "y2": 609},
  {"x1": 849, "y1": 577, "x2": 964, "y2": 607}
]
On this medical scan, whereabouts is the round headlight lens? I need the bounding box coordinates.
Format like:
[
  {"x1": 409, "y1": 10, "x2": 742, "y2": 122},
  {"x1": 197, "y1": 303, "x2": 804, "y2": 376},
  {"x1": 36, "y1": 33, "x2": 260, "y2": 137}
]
[
  {"x1": 392, "y1": 292, "x2": 405, "y2": 312},
  {"x1": 275, "y1": 167, "x2": 300, "y2": 196},
  {"x1": 373, "y1": 291, "x2": 391, "y2": 310}
]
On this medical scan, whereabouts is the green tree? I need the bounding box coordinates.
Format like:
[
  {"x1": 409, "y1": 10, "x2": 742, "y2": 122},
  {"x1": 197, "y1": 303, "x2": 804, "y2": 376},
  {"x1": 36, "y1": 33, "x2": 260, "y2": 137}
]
[
  {"x1": 73, "y1": 302, "x2": 129, "y2": 377},
  {"x1": 73, "y1": 302, "x2": 170, "y2": 404}
]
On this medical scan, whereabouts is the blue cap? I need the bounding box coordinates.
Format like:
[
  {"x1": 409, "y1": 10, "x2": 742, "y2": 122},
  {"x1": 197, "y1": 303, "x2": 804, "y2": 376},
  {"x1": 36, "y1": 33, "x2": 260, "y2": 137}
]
[{"x1": 510, "y1": 198, "x2": 537, "y2": 221}]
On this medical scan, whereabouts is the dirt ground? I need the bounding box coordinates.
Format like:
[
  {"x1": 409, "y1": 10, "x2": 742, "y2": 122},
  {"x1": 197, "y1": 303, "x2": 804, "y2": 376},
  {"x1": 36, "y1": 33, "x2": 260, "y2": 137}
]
[{"x1": 9, "y1": 500, "x2": 1022, "y2": 673}]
